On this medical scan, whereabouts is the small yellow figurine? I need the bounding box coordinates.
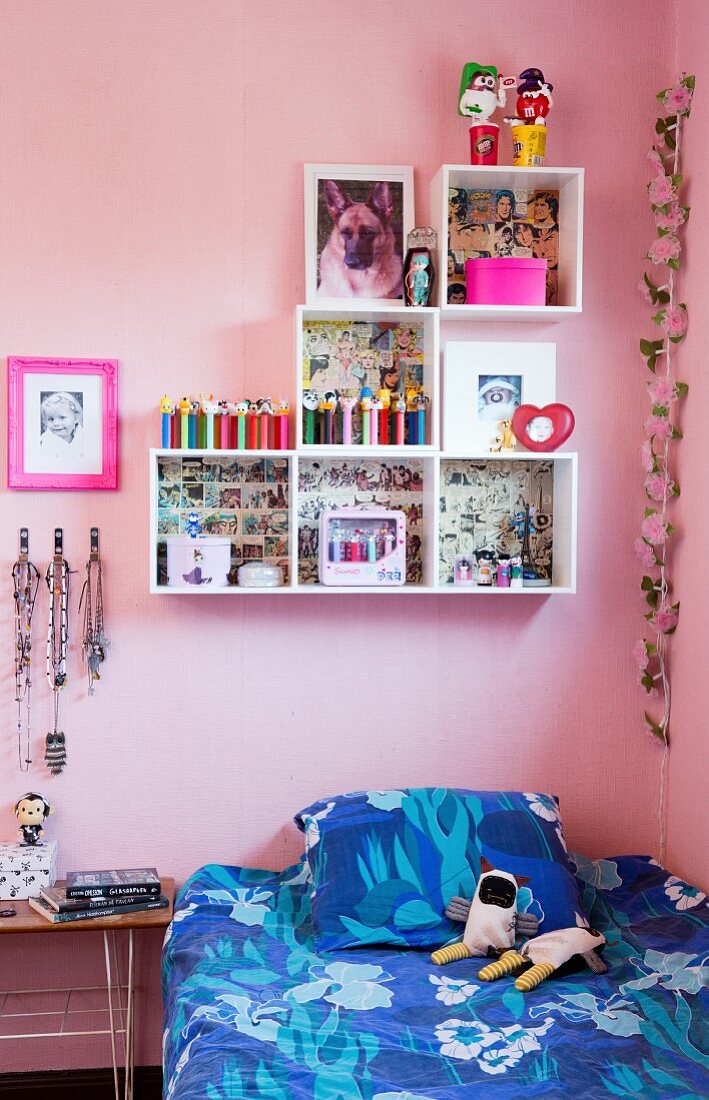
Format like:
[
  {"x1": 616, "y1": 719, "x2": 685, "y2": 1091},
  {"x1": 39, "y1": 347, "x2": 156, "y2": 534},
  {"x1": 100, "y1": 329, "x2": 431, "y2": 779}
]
[{"x1": 491, "y1": 418, "x2": 517, "y2": 453}]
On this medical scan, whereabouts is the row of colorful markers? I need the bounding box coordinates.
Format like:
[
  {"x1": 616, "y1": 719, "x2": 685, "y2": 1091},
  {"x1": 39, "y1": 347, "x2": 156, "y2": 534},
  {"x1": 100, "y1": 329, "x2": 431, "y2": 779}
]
[
  {"x1": 159, "y1": 397, "x2": 290, "y2": 450},
  {"x1": 328, "y1": 523, "x2": 396, "y2": 563},
  {"x1": 303, "y1": 387, "x2": 429, "y2": 446}
]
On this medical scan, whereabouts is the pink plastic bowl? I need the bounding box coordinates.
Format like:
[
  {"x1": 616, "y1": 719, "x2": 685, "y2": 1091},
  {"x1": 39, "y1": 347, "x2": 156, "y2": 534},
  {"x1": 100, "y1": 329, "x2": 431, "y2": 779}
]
[{"x1": 465, "y1": 257, "x2": 547, "y2": 306}]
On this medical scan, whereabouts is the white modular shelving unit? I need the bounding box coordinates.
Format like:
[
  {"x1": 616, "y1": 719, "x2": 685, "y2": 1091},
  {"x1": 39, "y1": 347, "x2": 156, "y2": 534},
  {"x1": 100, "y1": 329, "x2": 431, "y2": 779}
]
[
  {"x1": 150, "y1": 165, "x2": 583, "y2": 596},
  {"x1": 295, "y1": 304, "x2": 440, "y2": 451},
  {"x1": 150, "y1": 449, "x2": 577, "y2": 595},
  {"x1": 431, "y1": 164, "x2": 584, "y2": 321}
]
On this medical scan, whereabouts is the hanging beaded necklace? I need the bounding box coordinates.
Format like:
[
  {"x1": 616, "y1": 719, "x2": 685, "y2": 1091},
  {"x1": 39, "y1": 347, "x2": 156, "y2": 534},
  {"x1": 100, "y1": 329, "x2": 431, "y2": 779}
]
[
  {"x1": 79, "y1": 527, "x2": 108, "y2": 695},
  {"x1": 45, "y1": 528, "x2": 69, "y2": 775},
  {"x1": 12, "y1": 528, "x2": 39, "y2": 772}
]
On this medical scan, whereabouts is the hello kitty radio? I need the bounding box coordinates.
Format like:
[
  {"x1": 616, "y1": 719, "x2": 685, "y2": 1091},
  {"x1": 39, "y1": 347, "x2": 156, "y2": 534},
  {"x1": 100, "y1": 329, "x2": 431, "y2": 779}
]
[{"x1": 319, "y1": 508, "x2": 406, "y2": 586}]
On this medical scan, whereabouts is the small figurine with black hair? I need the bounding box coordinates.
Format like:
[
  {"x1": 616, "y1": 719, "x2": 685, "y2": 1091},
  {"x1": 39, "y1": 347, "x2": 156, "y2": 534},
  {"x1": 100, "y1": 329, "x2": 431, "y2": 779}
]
[{"x1": 14, "y1": 792, "x2": 54, "y2": 846}]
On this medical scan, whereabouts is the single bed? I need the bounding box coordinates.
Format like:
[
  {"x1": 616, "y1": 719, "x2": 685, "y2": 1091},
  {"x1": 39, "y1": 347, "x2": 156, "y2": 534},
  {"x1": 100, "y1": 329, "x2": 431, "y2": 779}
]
[{"x1": 162, "y1": 853, "x2": 708, "y2": 1099}]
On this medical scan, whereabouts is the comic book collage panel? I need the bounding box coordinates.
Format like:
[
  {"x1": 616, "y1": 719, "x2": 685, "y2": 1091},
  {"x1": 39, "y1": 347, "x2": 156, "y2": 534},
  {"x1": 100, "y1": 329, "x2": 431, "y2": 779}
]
[
  {"x1": 447, "y1": 188, "x2": 560, "y2": 306},
  {"x1": 439, "y1": 460, "x2": 554, "y2": 584},
  {"x1": 157, "y1": 456, "x2": 290, "y2": 585},
  {"x1": 297, "y1": 458, "x2": 424, "y2": 584},
  {"x1": 302, "y1": 320, "x2": 424, "y2": 444}
]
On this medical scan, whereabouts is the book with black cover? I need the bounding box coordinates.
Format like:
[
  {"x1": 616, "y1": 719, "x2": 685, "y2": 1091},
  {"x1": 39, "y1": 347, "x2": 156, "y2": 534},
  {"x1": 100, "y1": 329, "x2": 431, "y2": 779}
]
[
  {"x1": 65, "y1": 868, "x2": 160, "y2": 899},
  {"x1": 28, "y1": 894, "x2": 169, "y2": 923},
  {"x1": 41, "y1": 885, "x2": 160, "y2": 913}
]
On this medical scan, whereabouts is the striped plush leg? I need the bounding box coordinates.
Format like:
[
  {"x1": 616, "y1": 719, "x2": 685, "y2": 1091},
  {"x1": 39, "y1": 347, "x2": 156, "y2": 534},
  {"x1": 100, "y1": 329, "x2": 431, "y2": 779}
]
[
  {"x1": 477, "y1": 951, "x2": 526, "y2": 982},
  {"x1": 515, "y1": 962, "x2": 555, "y2": 992},
  {"x1": 431, "y1": 942, "x2": 472, "y2": 966}
]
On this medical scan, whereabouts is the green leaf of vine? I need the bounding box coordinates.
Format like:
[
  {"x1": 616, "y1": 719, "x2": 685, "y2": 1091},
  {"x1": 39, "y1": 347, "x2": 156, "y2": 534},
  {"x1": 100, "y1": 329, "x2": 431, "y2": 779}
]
[{"x1": 644, "y1": 712, "x2": 668, "y2": 743}]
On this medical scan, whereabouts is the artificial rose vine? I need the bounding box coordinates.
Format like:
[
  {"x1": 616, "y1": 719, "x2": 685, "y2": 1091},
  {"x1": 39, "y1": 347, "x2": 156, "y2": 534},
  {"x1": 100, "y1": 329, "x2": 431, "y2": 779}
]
[{"x1": 634, "y1": 75, "x2": 694, "y2": 772}]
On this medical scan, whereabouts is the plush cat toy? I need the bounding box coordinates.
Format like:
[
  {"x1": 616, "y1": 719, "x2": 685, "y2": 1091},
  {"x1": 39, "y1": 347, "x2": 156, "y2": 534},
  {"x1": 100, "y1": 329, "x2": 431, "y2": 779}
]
[
  {"x1": 477, "y1": 922, "x2": 608, "y2": 991},
  {"x1": 431, "y1": 857, "x2": 538, "y2": 965}
]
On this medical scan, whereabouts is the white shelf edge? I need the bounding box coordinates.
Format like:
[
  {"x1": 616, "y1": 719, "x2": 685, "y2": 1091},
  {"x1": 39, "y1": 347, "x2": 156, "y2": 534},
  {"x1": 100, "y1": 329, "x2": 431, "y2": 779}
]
[
  {"x1": 440, "y1": 305, "x2": 582, "y2": 322},
  {"x1": 151, "y1": 447, "x2": 297, "y2": 457},
  {"x1": 439, "y1": 164, "x2": 585, "y2": 177},
  {"x1": 150, "y1": 584, "x2": 572, "y2": 596}
]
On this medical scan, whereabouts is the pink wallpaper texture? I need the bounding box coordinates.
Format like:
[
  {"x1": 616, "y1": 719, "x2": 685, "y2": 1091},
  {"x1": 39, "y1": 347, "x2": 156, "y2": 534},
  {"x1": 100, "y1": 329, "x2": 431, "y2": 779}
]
[
  {"x1": 666, "y1": 1, "x2": 709, "y2": 894},
  {"x1": 0, "y1": 0, "x2": 699, "y2": 1074}
]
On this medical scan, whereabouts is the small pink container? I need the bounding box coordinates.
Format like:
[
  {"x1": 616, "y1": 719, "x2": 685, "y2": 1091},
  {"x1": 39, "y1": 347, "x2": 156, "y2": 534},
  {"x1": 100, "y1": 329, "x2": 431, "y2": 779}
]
[{"x1": 465, "y1": 257, "x2": 547, "y2": 306}]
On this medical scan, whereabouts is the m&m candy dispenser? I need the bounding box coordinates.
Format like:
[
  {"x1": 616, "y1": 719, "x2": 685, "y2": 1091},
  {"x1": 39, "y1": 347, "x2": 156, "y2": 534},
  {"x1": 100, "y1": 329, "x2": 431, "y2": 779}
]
[{"x1": 319, "y1": 507, "x2": 406, "y2": 586}]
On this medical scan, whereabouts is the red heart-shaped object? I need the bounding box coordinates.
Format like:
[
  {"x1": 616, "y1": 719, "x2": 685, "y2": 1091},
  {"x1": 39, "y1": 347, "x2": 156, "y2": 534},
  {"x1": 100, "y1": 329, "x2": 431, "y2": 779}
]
[{"x1": 511, "y1": 403, "x2": 575, "y2": 452}]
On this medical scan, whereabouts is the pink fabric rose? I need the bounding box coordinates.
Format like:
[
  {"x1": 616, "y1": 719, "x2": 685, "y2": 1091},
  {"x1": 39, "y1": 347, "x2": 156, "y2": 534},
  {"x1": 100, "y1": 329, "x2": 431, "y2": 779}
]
[
  {"x1": 641, "y1": 439, "x2": 655, "y2": 471},
  {"x1": 650, "y1": 605, "x2": 679, "y2": 633},
  {"x1": 634, "y1": 537, "x2": 657, "y2": 567},
  {"x1": 648, "y1": 175, "x2": 677, "y2": 206},
  {"x1": 645, "y1": 414, "x2": 673, "y2": 439},
  {"x1": 661, "y1": 305, "x2": 688, "y2": 338},
  {"x1": 648, "y1": 377, "x2": 675, "y2": 406},
  {"x1": 645, "y1": 472, "x2": 674, "y2": 500},
  {"x1": 663, "y1": 84, "x2": 693, "y2": 113},
  {"x1": 647, "y1": 148, "x2": 665, "y2": 176},
  {"x1": 638, "y1": 279, "x2": 654, "y2": 304},
  {"x1": 642, "y1": 513, "x2": 669, "y2": 545},
  {"x1": 648, "y1": 235, "x2": 681, "y2": 264},
  {"x1": 655, "y1": 203, "x2": 685, "y2": 230},
  {"x1": 633, "y1": 640, "x2": 650, "y2": 671}
]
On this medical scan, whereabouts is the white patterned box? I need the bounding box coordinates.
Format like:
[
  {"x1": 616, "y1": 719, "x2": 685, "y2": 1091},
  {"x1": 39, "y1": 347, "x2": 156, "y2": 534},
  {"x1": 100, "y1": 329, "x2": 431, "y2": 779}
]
[{"x1": 0, "y1": 840, "x2": 58, "y2": 900}]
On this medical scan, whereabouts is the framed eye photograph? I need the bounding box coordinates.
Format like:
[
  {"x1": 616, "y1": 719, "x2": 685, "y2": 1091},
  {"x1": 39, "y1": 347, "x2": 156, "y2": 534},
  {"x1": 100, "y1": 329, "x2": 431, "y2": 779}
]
[
  {"x1": 443, "y1": 342, "x2": 555, "y2": 453},
  {"x1": 7, "y1": 357, "x2": 119, "y2": 490},
  {"x1": 304, "y1": 163, "x2": 414, "y2": 308}
]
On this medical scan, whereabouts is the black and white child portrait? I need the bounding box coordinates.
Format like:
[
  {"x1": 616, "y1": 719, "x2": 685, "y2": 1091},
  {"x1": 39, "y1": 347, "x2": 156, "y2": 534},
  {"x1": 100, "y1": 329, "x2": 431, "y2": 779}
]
[{"x1": 39, "y1": 391, "x2": 84, "y2": 458}]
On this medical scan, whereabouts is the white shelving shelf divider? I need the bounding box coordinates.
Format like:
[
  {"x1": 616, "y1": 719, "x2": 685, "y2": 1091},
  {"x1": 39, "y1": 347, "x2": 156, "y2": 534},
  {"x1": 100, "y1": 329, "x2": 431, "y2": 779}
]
[{"x1": 431, "y1": 164, "x2": 584, "y2": 321}]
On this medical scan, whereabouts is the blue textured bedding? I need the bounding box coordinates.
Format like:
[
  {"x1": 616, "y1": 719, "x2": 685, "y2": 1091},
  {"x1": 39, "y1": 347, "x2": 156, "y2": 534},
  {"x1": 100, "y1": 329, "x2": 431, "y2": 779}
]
[{"x1": 162, "y1": 854, "x2": 708, "y2": 1099}]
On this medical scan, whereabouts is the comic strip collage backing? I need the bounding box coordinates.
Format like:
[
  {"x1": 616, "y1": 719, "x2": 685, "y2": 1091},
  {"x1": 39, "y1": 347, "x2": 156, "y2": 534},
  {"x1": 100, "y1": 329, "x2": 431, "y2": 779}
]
[
  {"x1": 157, "y1": 456, "x2": 290, "y2": 585},
  {"x1": 302, "y1": 321, "x2": 424, "y2": 444},
  {"x1": 439, "y1": 460, "x2": 554, "y2": 584},
  {"x1": 447, "y1": 187, "x2": 560, "y2": 306},
  {"x1": 298, "y1": 458, "x2": 424, "y2": 584}
]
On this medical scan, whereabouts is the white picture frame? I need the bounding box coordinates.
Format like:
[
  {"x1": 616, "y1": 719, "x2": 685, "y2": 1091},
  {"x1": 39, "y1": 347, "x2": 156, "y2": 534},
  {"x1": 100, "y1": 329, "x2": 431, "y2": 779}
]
[
  {"x1": 443, "y1": 342, "x2": 556, "y2": 453},
  {"x1": 304, "y1": 164, "x2": 414, "y2": 309}
]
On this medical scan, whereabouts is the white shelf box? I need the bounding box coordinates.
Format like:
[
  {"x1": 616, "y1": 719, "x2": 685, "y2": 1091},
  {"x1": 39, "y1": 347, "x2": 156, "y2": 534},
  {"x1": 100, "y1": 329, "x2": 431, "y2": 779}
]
[
  {"x1": 295, "y1": 305, "x2": 439, "y2": 450},
  {"x1": 436, "y1": 452, "x2": 577, "y2": 593},
  {"x1": 150, "y1": 449, "x2": 297, "y2": 594},
  {"x1": 293, "y1": 450, "x2": 438, "y2": 592},
  {"x1": 149, "y1": 449, "x2": 577, "y2": 596},
  {"x1": 431, "y1": 165, "x2": 584, "y2": 321}
]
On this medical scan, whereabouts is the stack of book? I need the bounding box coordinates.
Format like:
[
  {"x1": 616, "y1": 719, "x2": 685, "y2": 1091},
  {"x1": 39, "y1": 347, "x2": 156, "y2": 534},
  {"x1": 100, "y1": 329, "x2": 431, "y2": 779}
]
[{"x1": 28, "y1": 867, "x2": 168, "y2": 923}]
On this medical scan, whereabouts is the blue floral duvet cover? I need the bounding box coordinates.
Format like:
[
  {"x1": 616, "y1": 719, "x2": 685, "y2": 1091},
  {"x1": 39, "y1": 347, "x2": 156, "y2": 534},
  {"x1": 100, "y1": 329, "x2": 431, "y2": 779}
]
[{"x1": 162, "y1": 855, "x2": 708, "y2": 1099}]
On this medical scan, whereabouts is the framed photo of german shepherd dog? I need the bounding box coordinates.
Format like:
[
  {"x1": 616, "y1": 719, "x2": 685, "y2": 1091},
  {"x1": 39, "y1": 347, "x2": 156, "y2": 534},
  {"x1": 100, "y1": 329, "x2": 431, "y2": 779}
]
[{"x1": 304, "y1": 164, "x2": 414, "y2": 308}]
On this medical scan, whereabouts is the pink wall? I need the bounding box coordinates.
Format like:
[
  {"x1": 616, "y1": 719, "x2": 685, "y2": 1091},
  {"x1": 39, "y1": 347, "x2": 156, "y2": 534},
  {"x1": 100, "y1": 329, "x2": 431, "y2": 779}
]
[
  {"x1": 666, "y1": 1, "x2": 709, "y2": 893},
  {"x1": 0, "y1": 0, "x2": 683, "y2": 1073}
]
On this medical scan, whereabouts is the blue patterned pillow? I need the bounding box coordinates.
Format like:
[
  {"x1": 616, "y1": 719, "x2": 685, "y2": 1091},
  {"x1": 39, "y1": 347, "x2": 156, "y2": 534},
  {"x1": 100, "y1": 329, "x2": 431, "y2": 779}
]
[{"x1": 294, "y1": 788, "x2": 586, "y2": 950}]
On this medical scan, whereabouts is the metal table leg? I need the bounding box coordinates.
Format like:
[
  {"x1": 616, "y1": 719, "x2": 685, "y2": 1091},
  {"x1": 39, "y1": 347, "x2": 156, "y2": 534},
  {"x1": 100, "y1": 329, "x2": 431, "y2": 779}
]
[
  {"x1": 103, "y1": 930, "x2": 120, "y2": 1100},
  {"x1": 125, "y1": 929, "x2": 134, "y2": 1100}
]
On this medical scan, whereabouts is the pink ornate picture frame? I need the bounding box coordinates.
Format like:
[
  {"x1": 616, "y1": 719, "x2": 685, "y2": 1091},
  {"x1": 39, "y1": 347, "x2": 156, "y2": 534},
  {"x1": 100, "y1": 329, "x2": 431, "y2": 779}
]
[{"x1": 7, "y1": 357, "x2": 119, "y2": 490}]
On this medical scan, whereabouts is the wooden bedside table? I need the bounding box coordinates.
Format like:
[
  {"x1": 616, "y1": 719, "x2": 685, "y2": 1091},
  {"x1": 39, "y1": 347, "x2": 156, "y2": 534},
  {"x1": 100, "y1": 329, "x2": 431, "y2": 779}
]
[{"x1": 0, "y1": 877, "x2": 174, "y2": 1100}]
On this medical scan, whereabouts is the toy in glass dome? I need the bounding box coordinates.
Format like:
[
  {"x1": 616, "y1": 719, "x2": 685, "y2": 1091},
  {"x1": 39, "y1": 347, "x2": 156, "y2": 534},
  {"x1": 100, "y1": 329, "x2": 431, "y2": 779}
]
[
  {"x1": 504, "y1": 67, "x2": 553, "y2": 167},
  {"x1": 403, "y1": 227, "x2": 437, "y2": 306},
  {"x1": 458, "y1": 63, "x2": 515, "y2": 165}
]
